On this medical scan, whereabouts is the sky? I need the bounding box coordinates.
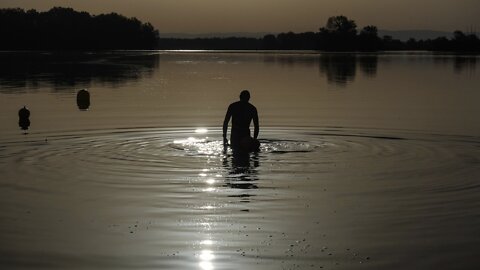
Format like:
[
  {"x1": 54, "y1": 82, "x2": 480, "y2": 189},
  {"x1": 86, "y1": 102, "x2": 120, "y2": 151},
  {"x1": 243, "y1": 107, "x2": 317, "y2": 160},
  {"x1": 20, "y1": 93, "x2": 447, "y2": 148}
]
[{"x1": 0, "y1": 0, "x2": 479, "y2": 34}]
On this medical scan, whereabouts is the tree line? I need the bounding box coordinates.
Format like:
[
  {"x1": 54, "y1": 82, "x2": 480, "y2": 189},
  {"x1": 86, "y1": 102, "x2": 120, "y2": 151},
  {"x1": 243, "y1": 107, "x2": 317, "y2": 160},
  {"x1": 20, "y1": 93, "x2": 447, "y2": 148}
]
[
  {"x1": 160, "y1": 16, "x2": 480, "y2": 52},
  {"x1": 0, "y1": 7, "x2": 159, "y2": 50},
  {"x1": 1, "y1": 9, "x2": 478, "y2": 52}
]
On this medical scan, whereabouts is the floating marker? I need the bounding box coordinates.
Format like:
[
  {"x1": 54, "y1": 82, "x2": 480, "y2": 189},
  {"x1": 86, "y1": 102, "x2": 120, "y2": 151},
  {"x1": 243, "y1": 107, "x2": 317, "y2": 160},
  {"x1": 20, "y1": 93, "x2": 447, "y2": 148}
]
[
  {"x1": 18, "y1": 106, "x2": 30, "y2": 132},
  {"x1": 77, "y1": 89, "x2": 90, "y2": 110}
]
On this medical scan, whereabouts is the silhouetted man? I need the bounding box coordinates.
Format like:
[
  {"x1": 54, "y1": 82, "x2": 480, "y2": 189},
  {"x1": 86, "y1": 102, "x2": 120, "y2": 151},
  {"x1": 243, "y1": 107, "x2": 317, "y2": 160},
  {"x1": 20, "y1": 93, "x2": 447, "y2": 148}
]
[{"x1": 223, "y1": 90, "x2": 259, "y2": 150}]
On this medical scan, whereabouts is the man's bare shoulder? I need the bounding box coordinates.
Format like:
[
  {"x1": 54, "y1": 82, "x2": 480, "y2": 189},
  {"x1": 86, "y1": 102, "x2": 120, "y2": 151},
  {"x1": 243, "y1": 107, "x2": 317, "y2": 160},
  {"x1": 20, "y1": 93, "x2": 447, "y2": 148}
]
[{"x1": 229, "y1": 101, "x2": 257, "y2": 113}]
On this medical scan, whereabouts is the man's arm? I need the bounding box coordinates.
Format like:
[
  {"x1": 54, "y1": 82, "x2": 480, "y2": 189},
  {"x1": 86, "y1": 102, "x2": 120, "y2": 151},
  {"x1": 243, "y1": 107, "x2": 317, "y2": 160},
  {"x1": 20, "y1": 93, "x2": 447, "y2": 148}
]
[
  {"x1": 253, "y1": 108, "x2": 259, "y2": 139},
  {"x1": 223, "y1": 106, "x2": 232, "y2": 144}
]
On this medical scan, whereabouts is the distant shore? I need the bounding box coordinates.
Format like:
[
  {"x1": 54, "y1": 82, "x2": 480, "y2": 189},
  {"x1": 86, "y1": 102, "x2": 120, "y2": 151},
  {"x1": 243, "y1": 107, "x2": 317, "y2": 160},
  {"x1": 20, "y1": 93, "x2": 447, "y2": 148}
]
[{"x1": 1, "y1": 8, "x2": 479, "y2": 52}]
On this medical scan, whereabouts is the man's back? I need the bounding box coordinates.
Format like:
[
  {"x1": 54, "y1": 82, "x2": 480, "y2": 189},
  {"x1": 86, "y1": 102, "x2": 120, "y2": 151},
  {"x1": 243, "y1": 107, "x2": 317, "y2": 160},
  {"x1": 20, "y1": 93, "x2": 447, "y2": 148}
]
[
  {"x1": 228, "y1": 101, "x2": 257, "y2": 132},
  {"x1": 223, "y1": 90, "x2": 259, "y2": 148}
]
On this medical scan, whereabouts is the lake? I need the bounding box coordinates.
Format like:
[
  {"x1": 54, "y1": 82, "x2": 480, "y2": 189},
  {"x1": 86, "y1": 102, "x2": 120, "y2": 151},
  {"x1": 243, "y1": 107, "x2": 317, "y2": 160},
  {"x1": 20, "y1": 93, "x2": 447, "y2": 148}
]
[{"x1": 0, "y1": 51, "x2": 479, "y2": 269}]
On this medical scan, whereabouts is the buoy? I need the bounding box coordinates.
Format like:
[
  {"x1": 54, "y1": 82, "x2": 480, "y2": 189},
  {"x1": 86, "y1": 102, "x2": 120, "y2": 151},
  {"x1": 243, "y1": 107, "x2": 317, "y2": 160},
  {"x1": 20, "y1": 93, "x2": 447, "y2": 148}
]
[
  {"x1": 77, "y1": 89, "x2": 90, "y2": 110},
  {"x1": 18, "y1": 106, "x2": 30, "y2": 132}
]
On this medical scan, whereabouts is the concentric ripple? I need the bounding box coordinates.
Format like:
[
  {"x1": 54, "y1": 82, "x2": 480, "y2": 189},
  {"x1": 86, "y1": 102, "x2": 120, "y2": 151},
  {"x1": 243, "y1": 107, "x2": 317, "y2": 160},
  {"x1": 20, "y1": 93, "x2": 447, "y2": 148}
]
[
  {"x1": 1, "y1": 127, "x2": 480, "y2": 269},
  {"x1": 1, "y1": 127, "x2": 479, "y2": 192}
]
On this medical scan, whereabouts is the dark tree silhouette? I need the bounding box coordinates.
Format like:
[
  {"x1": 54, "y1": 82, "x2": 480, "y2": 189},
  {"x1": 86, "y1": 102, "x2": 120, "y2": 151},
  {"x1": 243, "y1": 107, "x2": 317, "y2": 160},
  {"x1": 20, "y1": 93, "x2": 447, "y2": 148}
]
[
  {"x1": 1, "y1": 8, "x2": 478, "y2": 52},
  {"x1": 319, "y1": 15, "x2": 358, "y2": 51},
  {"x1": 325, "y1": 15, "x2": 357, "y2": 35},
  {"x1": 358, "y1": 26, "x2": 381, "y2": 51},
  {"x1": 0, "y1": 7, "x2": 159, "y2": 50},
  {"x1": 262, "y1": 34, "x2": 278, "y2": 49},
  {"x1": 451, "y1": 31, "x2": 480, "y2": 51},
  {"x1": 381, "y1": 35, "x2": 404, "y2": 50}
]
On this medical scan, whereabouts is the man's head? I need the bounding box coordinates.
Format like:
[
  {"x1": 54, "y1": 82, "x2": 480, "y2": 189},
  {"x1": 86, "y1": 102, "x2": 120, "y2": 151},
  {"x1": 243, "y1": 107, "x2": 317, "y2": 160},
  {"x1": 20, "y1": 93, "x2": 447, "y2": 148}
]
[{"x1": 240, "y1": 90, "x2": 250, "y2": 102}]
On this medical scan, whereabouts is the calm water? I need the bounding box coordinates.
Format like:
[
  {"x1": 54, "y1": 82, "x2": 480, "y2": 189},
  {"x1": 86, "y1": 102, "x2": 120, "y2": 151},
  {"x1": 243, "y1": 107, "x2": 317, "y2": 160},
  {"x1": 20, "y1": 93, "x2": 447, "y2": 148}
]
[{"x1": 0, "y1": 51, "x2": 479, "y2": 269}]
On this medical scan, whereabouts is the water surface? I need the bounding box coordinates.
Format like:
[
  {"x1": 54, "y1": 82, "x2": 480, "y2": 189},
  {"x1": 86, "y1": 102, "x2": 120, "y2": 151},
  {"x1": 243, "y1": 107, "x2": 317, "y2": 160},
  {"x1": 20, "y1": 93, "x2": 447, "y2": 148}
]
[{"x1": 0, "y1": 51, "x2": 479, "y2": 269}]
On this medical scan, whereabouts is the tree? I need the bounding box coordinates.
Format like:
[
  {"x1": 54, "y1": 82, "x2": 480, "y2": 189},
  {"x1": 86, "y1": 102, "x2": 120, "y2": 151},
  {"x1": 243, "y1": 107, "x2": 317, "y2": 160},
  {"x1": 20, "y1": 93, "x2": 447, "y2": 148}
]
[
  {"x1": 0, "y1": 7, "x2": 159, "y2": 50},
  {"x1": 318, "y1": 15, "x2": 358, "y2": 51},
  {"x1": 360, "y1": 25, "x2": 378, "y2": 37},
  {"x1": 324, "y1": 15, "x2": 357, "y2": 35},
  {"x1": 262, "y1": 34, "x2": 277, "y2": 49},
  {"x1": 358, "y1": 25, "x2": 380, "y2": 51},
  {"x1": 451, "y1": 30, "x2": 480, "y2": 51}
]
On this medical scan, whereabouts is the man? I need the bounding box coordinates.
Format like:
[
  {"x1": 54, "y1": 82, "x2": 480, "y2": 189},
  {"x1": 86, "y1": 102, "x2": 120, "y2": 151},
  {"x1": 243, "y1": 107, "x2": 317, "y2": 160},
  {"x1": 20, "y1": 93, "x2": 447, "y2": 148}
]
[{"x1": 223, "y1": 90, "x2": 259, "y2": 150}]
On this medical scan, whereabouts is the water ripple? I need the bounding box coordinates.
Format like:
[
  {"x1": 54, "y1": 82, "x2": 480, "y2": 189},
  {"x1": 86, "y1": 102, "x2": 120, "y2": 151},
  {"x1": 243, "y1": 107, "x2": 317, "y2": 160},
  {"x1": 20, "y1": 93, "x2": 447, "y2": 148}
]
[
  {"x1": 1, "y1": 127, "x2": 480, "y2": 269},
  {"x1": 0, "y1": 127, "x2": 478, "y2": 192}
]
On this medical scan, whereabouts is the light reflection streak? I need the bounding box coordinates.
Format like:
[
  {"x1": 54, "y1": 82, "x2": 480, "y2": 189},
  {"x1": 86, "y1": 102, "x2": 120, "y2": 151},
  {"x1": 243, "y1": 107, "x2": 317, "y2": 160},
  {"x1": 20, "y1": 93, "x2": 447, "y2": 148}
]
[
  {"x1": 184, "y1": 128, "x2": 222, "y2": 270},
  {"x1": 200, "y1": 239, "x2": 214, "y2": 246},
  {"x1": 206, "y1": 178, "x2": 215, "y2": 185},
  {"x1": 198, "y1": 232, "x2": 215, "y2": 270},
  {"x1": 173, "y1": 137, "x2": 206, "y2": 144},
  {"x1": 172, "y1": 129, "x2": 226, "y2": 157},
  {"x1": 203, "y1": 187, "x2": 216, "y2": 192},
  {"x1": 199, "y1": 250, "x2": 215, "y2": 270},
  {"x1": 195, "y1": 128, "x2": 208, "y2": 134}
]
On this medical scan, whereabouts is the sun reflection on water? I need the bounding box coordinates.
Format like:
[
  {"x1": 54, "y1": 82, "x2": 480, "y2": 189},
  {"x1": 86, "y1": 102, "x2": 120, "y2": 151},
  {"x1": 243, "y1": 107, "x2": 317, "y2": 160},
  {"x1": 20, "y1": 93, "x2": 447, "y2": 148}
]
[
  {"x1": 203, "y1": 187, "x2": 216, "y2": 192},
  {"x1": 206, "y1": 178, "x2": 215, "y2": 185},
  {"x1": 173, "y1": 137, "x2": 206, "y2": 144},
  {"x1": 200, "y1": 239, "x2": 214, "y2": 246},
  {"x1": 195, "y1": 128, "x2": 209, "y2": 134},
  {"x1": 198, "y1": 233, "x2": 215, "y2": 269},
  {"x1": 198, "y1": 167, "x2": 220, "y2": 192},
  {"x1": 180, "y1": 128, "x2": 227, "y2": 269},
  {"x1": 199, "y1": 249, "x2": 215, "y2": 270},
  {"x1": 170, "y1": 128, "x2": 228, "y2": 157}
]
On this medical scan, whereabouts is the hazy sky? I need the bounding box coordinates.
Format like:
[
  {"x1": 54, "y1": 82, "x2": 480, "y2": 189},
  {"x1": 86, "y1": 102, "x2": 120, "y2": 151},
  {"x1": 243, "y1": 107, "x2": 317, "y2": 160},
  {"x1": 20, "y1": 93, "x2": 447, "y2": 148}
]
[{"x1": 1, "y1": 0, "x2": 479, "y2": 33}]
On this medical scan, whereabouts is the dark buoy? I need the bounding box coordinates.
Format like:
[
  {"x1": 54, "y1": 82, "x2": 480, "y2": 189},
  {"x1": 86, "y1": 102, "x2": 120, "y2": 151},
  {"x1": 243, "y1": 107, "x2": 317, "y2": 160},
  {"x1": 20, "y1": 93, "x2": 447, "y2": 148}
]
[
  {"x1": 18, "y1": 106, "x2": 30, "y2": 133},
  {"x1": 76, "y1": 89, "x2": 90, "y2": 110}
]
